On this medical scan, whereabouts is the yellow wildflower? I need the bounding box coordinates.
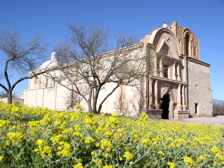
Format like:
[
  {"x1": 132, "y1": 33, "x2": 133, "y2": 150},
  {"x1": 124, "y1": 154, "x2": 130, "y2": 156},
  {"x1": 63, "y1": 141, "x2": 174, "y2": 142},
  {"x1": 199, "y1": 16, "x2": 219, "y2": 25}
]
[
  {"x1": 93, "y1": 159, "x2": 103, "y2": 166},
  {"x1": 141, "y1": 138, "x2": 151, "y2": 146},
  {"x1": 0, "y1": 119, "x2": 10, "y2": 128},
  {"x1": 211, "y1": 146, "x2": 221, "y2": 153},
  {"x1": 103, "y1": 153, "x2": 112, "y2": 158},
  {"x1": 167, "y1": 162, "x2": 176, "y2": 168},
  {"x1": 95, "y1": 142, "x2": 100, "y2": 147},
  {"x1": 104, "y1": 131, "x2": 113, "y2": 137},
  {"x1": 123, "y1": 151, "x2": 134, "y2": 160},
  {"x1": 83, "y1": 118, "x2": 95, "y2": 127},
  {"x1": 50, "y1": 135, "x2": 66, "y2": 144},
  {"x1": 111, "y1": 113, "x2": 119, "y2": 117},
  {"x1": 139, "y1": 113, "x2": 148, "y2": 121},
  {"x1": 215, "y1": 153, "x2": 224, "y2": 162},
  {"x1": 73, "y1": 131, "x2": 83, "y2": 138},
  {"x1": 7, "y1": 132, "x2": 24, "y2": 145},
  {"x1": 100, "y1": 139, "x2": 113, "y2": 152},
  {"x1": 74, "y1": 124, "x2": 81, "y2": 130},
  {"x1": 0, "y1": 155, "x2": 4, "y2": 161},
  {"x1": 76, "y1": 103, "x2": 82, "y2": 109},
  {"x1": 36, "y1": 139, "x2": 47, "y2": 146},
  {"x1": 11, "y1": 106, "x2": 19, "y2": 112},
  {"x1": 73, "y1": 163, "x2": 83, "y2": 168},
  {"x1": 157, "y1": 151, "x2": 165, "y2": 156},
  {"x1": 103, "y1": 165, "x2": 114, "y2": 168},
  {"x1": 197, "y1": 155, "x2": 206, "y2": 162},
  {"x1": 84, "y1": 137, "x2": 95, "y2": 144},
  {"x1": 91, "y1": 151, "x2": 97, "y2": 157},
  {"x1": 183, "y1": 156, "x2": 194, "y2": 166},
  {"x1": 57, "y1": 141, "x2": 72, "y2": 157},
  {"x1": 40, "y1": 146, "x2": 52, "y2": 158}
]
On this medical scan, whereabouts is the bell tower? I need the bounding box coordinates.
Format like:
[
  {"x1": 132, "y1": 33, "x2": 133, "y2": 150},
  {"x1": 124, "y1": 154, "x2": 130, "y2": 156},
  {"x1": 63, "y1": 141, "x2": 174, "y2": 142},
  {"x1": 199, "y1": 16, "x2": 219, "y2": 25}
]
[{"x1": 168, "y1": 21, "x2": 200, "y2": 60}]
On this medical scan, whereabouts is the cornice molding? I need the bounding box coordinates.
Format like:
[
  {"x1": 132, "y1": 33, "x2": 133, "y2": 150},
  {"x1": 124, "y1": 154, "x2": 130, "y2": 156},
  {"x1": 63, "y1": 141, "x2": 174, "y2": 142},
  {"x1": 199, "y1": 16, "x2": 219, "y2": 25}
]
[{"x1": 188, "y1": 57, "x2": 210, "y2": 67}]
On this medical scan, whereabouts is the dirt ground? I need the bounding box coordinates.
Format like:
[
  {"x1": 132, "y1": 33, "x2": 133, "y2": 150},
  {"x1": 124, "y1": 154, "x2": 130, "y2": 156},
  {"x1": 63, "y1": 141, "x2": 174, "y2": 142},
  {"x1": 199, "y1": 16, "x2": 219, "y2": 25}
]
[{"x1": 170, "y1": 116, "x2": 224, "y2": 126}]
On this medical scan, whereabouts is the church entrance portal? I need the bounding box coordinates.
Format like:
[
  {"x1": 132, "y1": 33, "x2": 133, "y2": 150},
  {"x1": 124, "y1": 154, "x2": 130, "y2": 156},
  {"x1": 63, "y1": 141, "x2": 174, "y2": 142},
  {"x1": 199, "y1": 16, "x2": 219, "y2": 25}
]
[{"x1": 161, "y1": 94, "x2": 170, "y2": 119}]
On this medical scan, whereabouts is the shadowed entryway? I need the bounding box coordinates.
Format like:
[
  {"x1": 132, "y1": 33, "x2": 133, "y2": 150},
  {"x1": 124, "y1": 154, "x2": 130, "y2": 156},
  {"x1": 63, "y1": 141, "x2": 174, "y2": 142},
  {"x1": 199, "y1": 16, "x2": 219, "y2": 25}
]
[{"x1": 161, "y1": 94, "x2": 170, "y2": 119}]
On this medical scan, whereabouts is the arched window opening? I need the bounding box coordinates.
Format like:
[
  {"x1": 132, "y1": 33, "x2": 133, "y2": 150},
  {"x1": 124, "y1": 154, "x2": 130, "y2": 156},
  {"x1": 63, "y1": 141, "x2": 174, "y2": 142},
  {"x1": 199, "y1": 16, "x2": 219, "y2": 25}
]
[
  {"x1": 163, "y1": 65, "x2": 169, "y2": 78},
  {"x1": 185, "y1": 33, "x2": 190, "y2": 56}
]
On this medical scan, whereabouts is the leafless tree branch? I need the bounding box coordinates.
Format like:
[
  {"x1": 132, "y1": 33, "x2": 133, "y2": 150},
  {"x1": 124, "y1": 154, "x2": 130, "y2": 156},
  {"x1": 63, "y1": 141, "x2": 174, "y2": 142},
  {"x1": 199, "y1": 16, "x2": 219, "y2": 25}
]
[
  {"x1": 50, "y1": 23, "x2": 146, "y2": 114},
  {"x1": 0, "y1": 28, "x2": 49, "y2": 103}
]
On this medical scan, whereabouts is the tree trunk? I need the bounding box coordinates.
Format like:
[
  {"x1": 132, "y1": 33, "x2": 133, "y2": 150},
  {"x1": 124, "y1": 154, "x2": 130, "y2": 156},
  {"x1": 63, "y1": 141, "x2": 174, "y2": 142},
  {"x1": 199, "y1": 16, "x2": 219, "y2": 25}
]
[
  {"x1": 98, "y1": 104, "x2": 103, "y2": 114},
  {"x1": 7, "y1": 91, "x2": 13, "y2": 104},
  {"x1": 92, "y1": 96, "x2": 97, "y2": 114},
  {"x1": 93, "y1": 87, "x2": 101, "y2": 114},
  {"x1": 87, "y1": 100, "x2": 92, "y2": 113}
]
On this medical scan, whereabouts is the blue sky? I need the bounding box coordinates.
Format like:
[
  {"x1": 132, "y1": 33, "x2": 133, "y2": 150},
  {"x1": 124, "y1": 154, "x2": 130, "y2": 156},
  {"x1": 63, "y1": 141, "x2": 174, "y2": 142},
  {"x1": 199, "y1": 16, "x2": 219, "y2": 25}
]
[{"x1": 0, "y1": 0, "x2": 224, "y2": 100}]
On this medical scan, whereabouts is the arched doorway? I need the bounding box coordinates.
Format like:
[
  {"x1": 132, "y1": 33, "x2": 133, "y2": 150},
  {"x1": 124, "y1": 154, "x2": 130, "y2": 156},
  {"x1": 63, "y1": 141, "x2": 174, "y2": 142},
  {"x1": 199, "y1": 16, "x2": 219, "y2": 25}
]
[{"x1": 161, "y1": 94, "x2": 170, "y2": 119}]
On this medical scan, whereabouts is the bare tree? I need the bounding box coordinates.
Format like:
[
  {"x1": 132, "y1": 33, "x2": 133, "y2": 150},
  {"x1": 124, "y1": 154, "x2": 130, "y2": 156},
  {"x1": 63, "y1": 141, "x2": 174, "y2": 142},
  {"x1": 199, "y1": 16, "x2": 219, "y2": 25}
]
[
  {"x1": 52, "y1": 23, "x2": 146, "y2": 114},
  {"x1": 0, "y1": 28, "x2": 48, "y2": 103}
]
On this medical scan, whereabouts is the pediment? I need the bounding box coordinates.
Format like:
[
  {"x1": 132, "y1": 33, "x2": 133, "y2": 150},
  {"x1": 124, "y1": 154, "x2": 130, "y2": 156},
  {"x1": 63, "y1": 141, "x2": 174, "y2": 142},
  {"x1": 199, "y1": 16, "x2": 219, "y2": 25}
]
[{"x1": 149, "y1": 28, "x2": 180, "y2": 59}]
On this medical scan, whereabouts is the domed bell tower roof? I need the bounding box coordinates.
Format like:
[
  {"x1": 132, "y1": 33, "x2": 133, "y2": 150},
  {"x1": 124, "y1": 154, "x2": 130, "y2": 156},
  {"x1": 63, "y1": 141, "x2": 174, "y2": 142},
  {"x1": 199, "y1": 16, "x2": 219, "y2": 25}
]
[{"x1": 162, "y1": 21, "x2": 168, "y2": 28}]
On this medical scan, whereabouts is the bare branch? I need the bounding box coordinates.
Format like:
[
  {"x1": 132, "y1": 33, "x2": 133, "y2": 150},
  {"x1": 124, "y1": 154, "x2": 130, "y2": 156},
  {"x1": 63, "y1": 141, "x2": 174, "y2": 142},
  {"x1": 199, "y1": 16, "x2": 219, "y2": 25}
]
[
  {"x1": 51, "y1": 23, "x2": 145, "y2": 114},
  {"x1": 0, "y1": 28, "x2": 48, "y2": 103}
]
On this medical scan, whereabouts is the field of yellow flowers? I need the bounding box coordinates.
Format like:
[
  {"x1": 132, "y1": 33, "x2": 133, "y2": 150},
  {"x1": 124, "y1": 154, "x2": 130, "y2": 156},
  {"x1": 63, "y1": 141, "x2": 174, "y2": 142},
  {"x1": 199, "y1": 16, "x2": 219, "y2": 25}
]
[{"x1": 0, "y1": 102, "x2": 223, "y2": 168}]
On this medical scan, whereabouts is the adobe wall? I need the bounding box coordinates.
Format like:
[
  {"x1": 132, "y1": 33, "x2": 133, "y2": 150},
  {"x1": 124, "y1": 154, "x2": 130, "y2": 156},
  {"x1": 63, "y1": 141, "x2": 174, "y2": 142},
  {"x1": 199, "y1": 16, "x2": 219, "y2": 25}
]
[
  {"x1": 188, "y1": 59, "x2": 213, "y2": 117},
  {"x1": 0, "y1": 98, "x2": 24, "y2": 104},
  {"x1": 96, "y1": 82, "x2": 143, "y2": 116},
  {"x1": 23, "y1": 86, "x2": 72, "y2": 111}
]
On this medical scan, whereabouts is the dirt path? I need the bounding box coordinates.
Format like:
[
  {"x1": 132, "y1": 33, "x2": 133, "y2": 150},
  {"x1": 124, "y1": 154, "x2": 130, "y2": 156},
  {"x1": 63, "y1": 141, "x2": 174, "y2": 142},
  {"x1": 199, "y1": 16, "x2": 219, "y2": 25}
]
[{"x1": 170, "y1": 116, "x2": 224, "y2": 126}]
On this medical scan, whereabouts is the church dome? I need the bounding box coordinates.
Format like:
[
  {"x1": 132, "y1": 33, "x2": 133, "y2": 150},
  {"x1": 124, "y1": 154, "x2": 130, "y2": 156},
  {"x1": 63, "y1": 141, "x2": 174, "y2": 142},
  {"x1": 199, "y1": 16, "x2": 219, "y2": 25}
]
[
  {"x1": 162, "y1": 21, "x2": 168, "y2": 28},
  {"x1": 39, "y1": 52, "x2": 60, "y2": 69}
]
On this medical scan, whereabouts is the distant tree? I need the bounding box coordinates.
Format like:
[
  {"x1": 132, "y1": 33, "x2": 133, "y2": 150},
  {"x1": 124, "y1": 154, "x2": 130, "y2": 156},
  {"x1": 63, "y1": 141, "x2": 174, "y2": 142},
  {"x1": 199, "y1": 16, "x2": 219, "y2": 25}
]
[
  {"x1": 213, "y1": 102, "x2": 224, "y2": 116},
  {"x1": 0, "y1": 28, "x2": 48, "y2": 103},
  {"x1": 0, "y1": 91, "x2": 17, "y2": 98},
  {"x1": 51, "y1": 23, "x2": 146, "y2": 114}
]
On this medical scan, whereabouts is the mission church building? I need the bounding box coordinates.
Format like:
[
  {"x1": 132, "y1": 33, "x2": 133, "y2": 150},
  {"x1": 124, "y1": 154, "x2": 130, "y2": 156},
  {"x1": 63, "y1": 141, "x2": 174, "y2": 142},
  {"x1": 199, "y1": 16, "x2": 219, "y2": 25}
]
[{"x1": 23, "y1": 21, "x2": 213, "y2": 119}]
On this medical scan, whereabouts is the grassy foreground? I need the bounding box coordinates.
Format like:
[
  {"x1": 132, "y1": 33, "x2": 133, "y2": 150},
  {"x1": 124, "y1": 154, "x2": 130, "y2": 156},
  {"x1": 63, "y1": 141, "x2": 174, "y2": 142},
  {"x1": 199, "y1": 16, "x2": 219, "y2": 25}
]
[{"x1": 0, "y1": 103, "x2": 223, "y2": 168}]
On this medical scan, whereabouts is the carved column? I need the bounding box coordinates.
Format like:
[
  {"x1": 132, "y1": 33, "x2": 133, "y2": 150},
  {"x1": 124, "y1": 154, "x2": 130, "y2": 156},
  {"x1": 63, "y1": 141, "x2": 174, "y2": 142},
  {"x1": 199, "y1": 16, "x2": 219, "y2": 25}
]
[
  {"x1": 145, "y1": 77, "x2": 149, "y2": 109},
  {"x1": 168, "y1": 64, "x2": 170, "y2": 79},
  {"x1": 176, "y1": 84, "x2": 182, "y2": 110},
  {"x1": 149, "y1": 79, "x2": 154, "y2": 109},
  {"x1": 182, "y1": 85, "x2": 186, "y2": 110},
  {"x1": 173, "y1": 61, "x2": 176, "y2": 80},
  {"x1": 153, "y1": 54, "x2": 158, "y2": 76},
  {"x1": 169, "y1": 100, "x2": 174, "y2": 118},
  {"x1": 159, "y1": 57, "x2": 163, "y2": 77},
  {"x1": 182, "y1": 56, "x2": 186, "y2": 82},
  {"x1": 154, "y1": 80, "x2": 160, "y2": 109},
  {"x1": 185, "y1": 85, "x2": 188, "y2": 109},
  {"x1": 177, "y1": 63, "x2": 181, "y2": 81},
  {"x1": 179, "y1": 63, "x2": 182, "y2": 81}
]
